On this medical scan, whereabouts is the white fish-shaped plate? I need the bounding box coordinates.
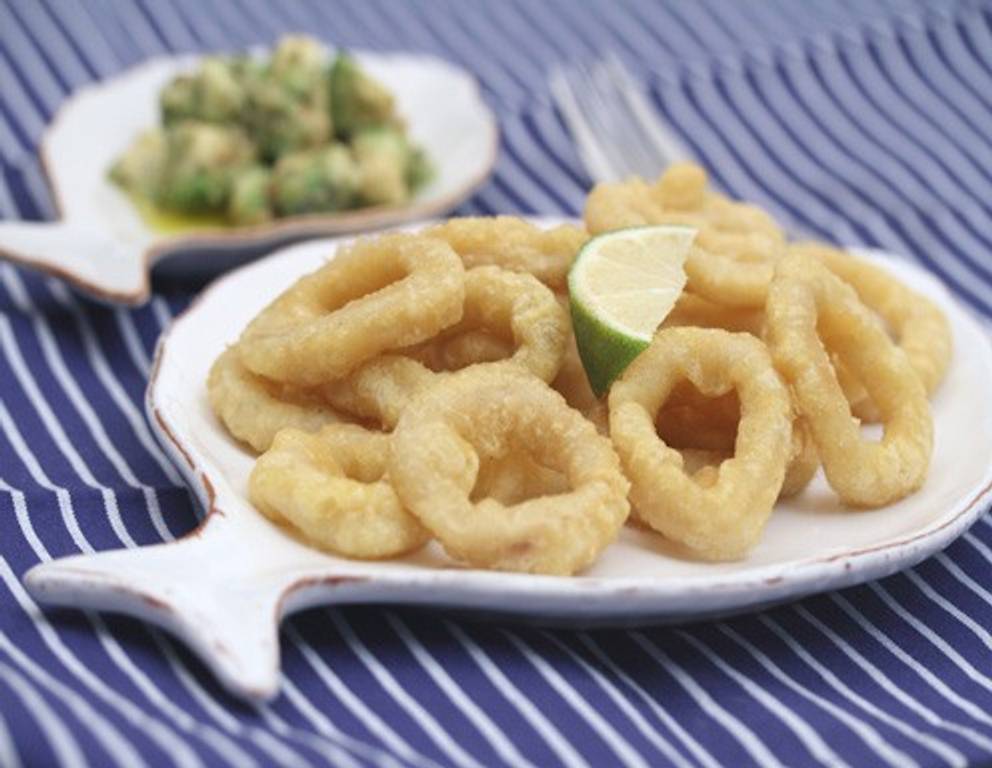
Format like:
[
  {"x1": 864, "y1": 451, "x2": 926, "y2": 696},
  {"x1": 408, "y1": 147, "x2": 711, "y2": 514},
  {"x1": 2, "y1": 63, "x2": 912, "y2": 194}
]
[
  {"x1": 24, "y1": 222, "x2": 992, "y2": 701},
  {"x1": 0, "y1": 49, "x2": 498, "y2": 305}
]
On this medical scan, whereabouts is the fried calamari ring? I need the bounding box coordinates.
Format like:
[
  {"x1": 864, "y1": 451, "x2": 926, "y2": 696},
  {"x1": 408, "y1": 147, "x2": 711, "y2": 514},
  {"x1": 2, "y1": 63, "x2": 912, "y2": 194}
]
[
  {"x1": 662, "y1": 292, "x2": 764, "y2": 336},
  {"x1": 584, "y1": 168, "x2": 784, "y2": 307},
  {"x1": 424, "y1": 330, "x2": 514, "y2": 370},
  {"x1": 791, "y1": 242, "x2": 952, "y2": 419},
  {"x1": 549, "y1": 293, "x2": 601, "y2": 418},
  {"x1": 609, "y1": 328, "x2": 793, "y2": 559},
  {"x1": 765, "y1": 253, "x2": 932, "y2": 506},
  {"x1": 655, "y1": 381, "x2": 741, "y2": 453},
  {"x1": 551, "y1": 330, "x2": 600, "y2": 416},
  {"x1": 653, "y1": 383, "x2": 819, "y2": 499},
  {"x1": 323, "y1": 354, "x2": 435, "y2": 429},
  {"x1": 207, "y1": 346, "x2": 346, "y2": 453},
  {"x1": 325, "y1": 266, "x2": 569, "y2": 426},
  {"x1": 412, "y1": 266, "x2": 568, "y2": 382},
  {"x1": 780, "y1": 419, "x2": 819, "y2": 499},
  {"x1": 250, "y1": 424, "x2": 429, "y2": 558},
  {"x1": 238, "y1": 232, "x2": 465, "y2": 386},
  {"x1": 684, "y1": 240, "x2": 780, "y2": 308},
  {"x1": 472, "y1": 451, "x2": 571, "y2": 507},
  {"x1": 388, "y1": 368, "x2": 629, "y2": 575},
  {"x1": 423, "y1": 216, "x2": 587, "y2": 290}
]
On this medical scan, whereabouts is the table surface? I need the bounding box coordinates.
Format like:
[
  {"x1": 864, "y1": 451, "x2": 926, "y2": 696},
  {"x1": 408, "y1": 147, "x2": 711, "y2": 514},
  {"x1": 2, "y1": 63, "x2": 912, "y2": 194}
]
[{"x1": 2, "y1": 1, "x2": 992, "y2": 766}]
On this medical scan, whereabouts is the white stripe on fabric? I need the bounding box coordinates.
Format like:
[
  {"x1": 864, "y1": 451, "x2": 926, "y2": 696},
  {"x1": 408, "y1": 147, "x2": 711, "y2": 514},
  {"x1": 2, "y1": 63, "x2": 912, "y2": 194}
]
[
  {"x1": 926, "y1": 8, "x2": 992, "y2": 109},
  {"x1": 631, "y1": 632, "x2": 785, "y2": 768},
  {"x1": 443, "y1": 3, "x2": 540, "y2": 102},
  {"x1": 856, "y1": 24, "x2": 992, "y2": 177},
  {"x1": 373, "y1": 0, "x2": 520, "y2": 109},
  {"x1": 0, "y1": 175, "x2": 17, "y2": 218},
  {"x1": 891, "y1": 18, "x2": 992, "y2": 140},
  {"x1": 0, "y1": 403, "x2": 91, "y2": 550},
  {"x1": 444, "y1": 621, "x2": 589, "y2": 768},
  {"x1": 820, "y1": 30, "x2": 987, "y2": 252},
  {"x1": 908, "y1": 563, "x2": 992, "y2": 648},
  {"x1": 19, "y1": 159, "x2": 55, "y2": 219},
  {"x1": 769, "y1": 48, "x2": 992, "y2": 307},
  {"x1": 810, "y1": 33, "x2": 991, "y2": 208},
  {"x1": 92, "y1": 618, "x2": 257, "y2": 768},
  {"x1": 716, "y1": 623, "x2": 917, "y2": 768},
  {"x1": 46, "y1": 280, "x2": 183, "y2": 484},
  {"x1": 134, "y1": 0, "x2": 197, "y2": 51},
  {"x1": 501, "y1": 632, "x2": 651, "y2": 768},
  {"x1": 785, "y1": 36, "x2": 992, "y2": 222},
  {"x1": 2, "y1": 564, "x2": 203, "y2": 768},
  {"x1": 1, "y1": 333, "x2": 305, "y2": 768},
  {"x1": 675, "y1": 630, "x2": 851, "y2": 768},
  {"x1": 35, "y1": 0, "x2": 118, "y2": 75},
  {"x1": 0, "y1": 628, "x2": 143, "y2": 768},
  {"x1": 0, "y1": 111, "x2": 28, "y2": 165},
  {"x1": 149, "y1": 635, "x2": 315, "y2": 768},
  {"x1": 385, "y1": 614, "x2": 535, "y2": 768},
  {"x1": 282, "y1": 622, "x2": 444, "y2": 768},
  {"x1": 0, "y1": 661, "x2": 86, "y2": 768},
  {"x1": 0, "y1": 55, "x2": 45, "y2": 150},
  {"x1": 0, "y1": 317, "x2": 136, "y2": 545},
  {"x1": 748, "y1": 50, "x2": 992, "y2": 239},
  {"x1": 960, "y1": 527, "x2": 992, "y2": 574},
  {"x1": 150, "y1": 296, "x2": 175, "y2": 334},
  {"x1": 0, "y1": 5, "x2": 64, "y2": 113},
  {"x1": 576, "y1": 634, "x2": 720, "y2": 768},
  {"x1": 799, "y1": 602, "x2": 992, "y2": 752},
  {"x1": 0, "y1": 705, "x2": 24, "y2": 768},
  {"x1": 0, "y1": 311, "x2": 140, "y2": 547},
  {"x1": 759, "y1": 615, "x2": 967, "y2": 766},
  {"x1": 394, "y1": 612, "x2": 533, "y2": 767},
  {"x1": 244, "y1": 712, "x2": 347, "y2": 768},
  {"x1": 7, "y1": 0, "x2": 92, "y2": 88},
  {"x1": 4, "y1": 479, "x2": 259, "y2": 768},
  {"x1": 273, "y1": 676, "x2": 387, "y2": 768},
  {"x1": 113, "y1": 309, "x2": 153, "y2": 376},
  {"x1": 327, "y1": 611, "x2": 487, "y2": 768},
  {"x1": 538, "y1": 633, "x2": 693, "y2": 768},
  {"x1": 861, "y1": 584, "x2": 992, "y2": 698}
]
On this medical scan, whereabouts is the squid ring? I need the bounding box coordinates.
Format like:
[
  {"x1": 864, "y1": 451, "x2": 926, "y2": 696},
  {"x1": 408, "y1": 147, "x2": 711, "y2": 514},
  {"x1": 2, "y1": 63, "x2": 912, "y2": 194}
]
[
  {"x1": 414, "y1": 266, "x2": 569, "y2": 382},
  {"x1": 790, "y1": 242, "x2": 951, "y2": 421},
  {"x1": 238, "y1": 232, "x2": 465, "y2": 386},
  {"x1": 326, "y1": 266, "x2": 569, "y2": 427},
  {"x1": 388, "y1": 367, "x2": 630, "y2": 575},
  {"x1": 609, "y1": 327, "x2": 793, "y2": 560},
  {"x1": 423, "y1": 216, "x2": 588, "y2": 290},
  {"x1": 765, "y1": 253, "x2": 933, "y2": 506},
  {"x1": 207, "y1": 346, "x2": 346, "y2": 453},
  {"x1": 584, "y1": 173, "x2": 784, "y2": 308},
  {"x1": 249, "y1": 424, "x2": 429, "y2": 559}
]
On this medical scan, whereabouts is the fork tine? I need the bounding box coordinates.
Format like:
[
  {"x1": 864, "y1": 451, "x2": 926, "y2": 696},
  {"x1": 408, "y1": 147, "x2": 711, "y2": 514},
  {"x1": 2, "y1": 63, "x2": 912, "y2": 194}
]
[
  {"x1": 604, "y1": 53, "x2": 690, "y2": 169},
  {"x1": 548, "y1": 66, "x2": 622, "y2": 183},
  {"x1": 589, "y1": 59, "x2": 659, "y2": 177},
  {"x1": 566, "y1": 60, "x2": 635, "y2": 179}
]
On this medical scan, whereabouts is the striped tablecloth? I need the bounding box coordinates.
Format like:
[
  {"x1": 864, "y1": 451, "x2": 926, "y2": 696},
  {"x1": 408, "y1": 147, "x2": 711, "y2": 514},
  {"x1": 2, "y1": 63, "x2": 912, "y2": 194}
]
[{"x1": 3, "y1": 1, "x2": 992, "y2": 766}]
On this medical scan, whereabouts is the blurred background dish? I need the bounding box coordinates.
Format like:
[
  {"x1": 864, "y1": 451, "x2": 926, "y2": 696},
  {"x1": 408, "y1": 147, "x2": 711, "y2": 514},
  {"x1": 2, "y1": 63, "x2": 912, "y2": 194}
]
[{"x1": 0, "y1": 44, "x2": 498, "y2": 304}]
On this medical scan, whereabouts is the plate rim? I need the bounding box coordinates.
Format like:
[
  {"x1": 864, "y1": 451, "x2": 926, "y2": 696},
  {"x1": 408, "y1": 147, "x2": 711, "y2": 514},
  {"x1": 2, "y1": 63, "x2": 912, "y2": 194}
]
[
  {"x1": 31, "y1": 47, "x2": 499, "y2": 304},
  {"x1": 145, "y1": 226, "x2": 992, "y2": 620}
]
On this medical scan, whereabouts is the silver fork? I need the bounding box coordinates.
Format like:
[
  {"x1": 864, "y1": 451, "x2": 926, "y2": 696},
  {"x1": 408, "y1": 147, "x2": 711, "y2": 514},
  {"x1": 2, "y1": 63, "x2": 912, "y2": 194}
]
[{"x1": 549, "y1": 53, "x2": 690, "y2": 183}]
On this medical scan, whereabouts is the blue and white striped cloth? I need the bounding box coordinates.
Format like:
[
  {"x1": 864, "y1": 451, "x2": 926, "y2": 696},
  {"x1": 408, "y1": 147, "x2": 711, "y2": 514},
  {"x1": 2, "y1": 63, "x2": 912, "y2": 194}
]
[{"x1": 2, "y1": 1, "x2": 992, "y2": 766}]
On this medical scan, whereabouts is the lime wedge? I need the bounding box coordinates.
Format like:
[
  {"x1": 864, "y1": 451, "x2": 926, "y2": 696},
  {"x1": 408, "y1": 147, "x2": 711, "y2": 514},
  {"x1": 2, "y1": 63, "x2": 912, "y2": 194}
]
[{"x1": 568, "y1": 226, "x2": 694, "y2": 396}]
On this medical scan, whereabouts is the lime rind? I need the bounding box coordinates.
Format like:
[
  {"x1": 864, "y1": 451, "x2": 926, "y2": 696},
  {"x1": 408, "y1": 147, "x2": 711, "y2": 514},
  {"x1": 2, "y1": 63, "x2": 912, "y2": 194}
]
[
  {"x1": 567, "y1": 225, "x2": 695, "y2": 396},
  {"x1": 569, "y1": 294, "x2": 650, "y2": 396}
]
